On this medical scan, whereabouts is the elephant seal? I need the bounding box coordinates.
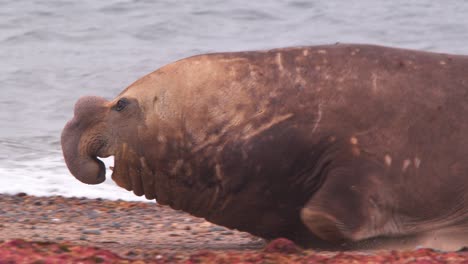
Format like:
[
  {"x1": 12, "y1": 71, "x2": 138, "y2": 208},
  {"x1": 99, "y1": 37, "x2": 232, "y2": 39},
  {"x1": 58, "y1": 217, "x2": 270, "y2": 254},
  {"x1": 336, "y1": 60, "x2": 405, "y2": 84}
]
[{"x1": 62, "y1": 44, "x2": 468, "y2": 250}]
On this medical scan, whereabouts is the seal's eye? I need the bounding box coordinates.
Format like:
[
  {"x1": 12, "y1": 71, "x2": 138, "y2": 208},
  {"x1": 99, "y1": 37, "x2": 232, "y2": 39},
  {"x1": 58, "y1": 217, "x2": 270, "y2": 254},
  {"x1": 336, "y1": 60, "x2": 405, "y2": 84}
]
[{"x1": 113, "y1": 98, "x2": 128, "y2": 112}]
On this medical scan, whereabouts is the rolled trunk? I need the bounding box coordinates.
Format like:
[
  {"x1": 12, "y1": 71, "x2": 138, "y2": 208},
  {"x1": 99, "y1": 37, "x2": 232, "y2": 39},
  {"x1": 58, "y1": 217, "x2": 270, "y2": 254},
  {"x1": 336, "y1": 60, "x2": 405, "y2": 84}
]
[{"x1": 61, "y1": 119, "x2": 106, "y2": 184}]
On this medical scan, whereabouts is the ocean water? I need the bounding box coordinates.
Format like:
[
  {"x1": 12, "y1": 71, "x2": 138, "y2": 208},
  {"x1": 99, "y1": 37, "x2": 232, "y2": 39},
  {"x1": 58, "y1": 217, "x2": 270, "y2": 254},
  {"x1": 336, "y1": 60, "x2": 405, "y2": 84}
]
[{"x1": 1, "y1": 0, "x2": 468, "y2": 201}]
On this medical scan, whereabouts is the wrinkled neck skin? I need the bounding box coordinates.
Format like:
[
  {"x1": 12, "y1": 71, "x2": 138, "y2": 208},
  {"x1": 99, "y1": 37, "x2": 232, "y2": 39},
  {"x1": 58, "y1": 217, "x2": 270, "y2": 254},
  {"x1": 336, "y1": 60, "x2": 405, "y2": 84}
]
[{"x1": 111, "y1": 52, "x2": 328, "y2": 239}]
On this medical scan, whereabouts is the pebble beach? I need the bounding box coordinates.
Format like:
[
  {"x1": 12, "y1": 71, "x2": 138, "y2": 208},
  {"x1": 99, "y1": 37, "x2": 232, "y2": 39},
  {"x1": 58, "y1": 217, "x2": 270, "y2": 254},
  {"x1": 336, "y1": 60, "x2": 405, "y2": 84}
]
[
  {"x1": 0, "y1": 194, "x2": 264, "y2": 258},
  {"x1": 2, "y1": 194, "x2": 468, "y2": 263}
]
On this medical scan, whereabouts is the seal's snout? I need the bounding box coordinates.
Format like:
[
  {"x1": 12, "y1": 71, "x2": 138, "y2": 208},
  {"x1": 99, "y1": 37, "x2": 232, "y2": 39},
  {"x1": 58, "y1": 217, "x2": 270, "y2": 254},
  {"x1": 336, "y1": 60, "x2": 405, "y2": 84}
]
[
  {"x1": 73, "y1": 96, "x2": 108, "y2": 121},
  {"x1": 61, "y1": 95, "x2": 109, "y2": 185}
]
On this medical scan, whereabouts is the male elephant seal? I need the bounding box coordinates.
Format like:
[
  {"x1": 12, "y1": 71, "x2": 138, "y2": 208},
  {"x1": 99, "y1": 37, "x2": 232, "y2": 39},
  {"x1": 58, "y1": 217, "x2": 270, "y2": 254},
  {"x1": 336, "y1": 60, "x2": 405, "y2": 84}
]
[{"x1": 62, "y1": 44, "x2": 468, "y2": 250}]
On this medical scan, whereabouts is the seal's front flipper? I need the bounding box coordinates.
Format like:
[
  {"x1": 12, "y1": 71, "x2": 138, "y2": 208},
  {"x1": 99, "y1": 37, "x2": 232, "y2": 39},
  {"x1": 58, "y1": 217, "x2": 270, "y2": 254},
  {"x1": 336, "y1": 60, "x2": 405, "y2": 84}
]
[
  {"x1": 299, "y1": 167, "x2": 379, "y2": 244},
  {"x1": 300, "y1": 208, "x2": 351, "y2": 243}
]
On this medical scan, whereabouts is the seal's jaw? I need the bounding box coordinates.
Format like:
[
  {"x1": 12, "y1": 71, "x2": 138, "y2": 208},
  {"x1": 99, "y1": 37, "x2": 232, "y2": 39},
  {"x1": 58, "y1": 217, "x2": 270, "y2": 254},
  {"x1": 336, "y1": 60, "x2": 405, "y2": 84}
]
[
  {"x1": 109, "y1": 150, "x2": 153, "y2": 200},
  {"x1": 110, "y1": 155, "x2": 133, "y2": 192}
]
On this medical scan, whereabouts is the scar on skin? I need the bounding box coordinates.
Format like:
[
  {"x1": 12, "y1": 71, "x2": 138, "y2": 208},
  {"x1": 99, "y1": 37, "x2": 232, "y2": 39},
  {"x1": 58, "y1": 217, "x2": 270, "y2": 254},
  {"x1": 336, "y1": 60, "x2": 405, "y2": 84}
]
[
  {"x1": 242, "y1": 113, "x2": 293, "y2": 140},
  {"x1": 352, "y1": 147, "x2": 360, "y2": 156},
  {"x1": 350, "y1": 137, "x2": 358, "y2": 145},
  {"x1": 384, "y1": 154, "x2": 392, "y2": 166},
  {"x1": 402, "y1": 159, "x2": 412, "y2": 171},
  {"x1": 208, "y1": 186, "x2": 220, "y2": 209},
  {"x1": 171, "y1": 159, "x2": 184, "y2": 175},
  {"x1": 372, "y1": 73, "x2": 378, "y2": 92},
  {"x1": 414, "y1": 157, "x2": 421, "y2": 168},
  {"x1": 215, "y1": 164, "x2": 224, "y2": 181},
  {"x1": 311, "y1": 104, "x2": 322, "y2": 134},
  {"x1": 276, "y1": 52, "x2": 284, "y2": 71}
]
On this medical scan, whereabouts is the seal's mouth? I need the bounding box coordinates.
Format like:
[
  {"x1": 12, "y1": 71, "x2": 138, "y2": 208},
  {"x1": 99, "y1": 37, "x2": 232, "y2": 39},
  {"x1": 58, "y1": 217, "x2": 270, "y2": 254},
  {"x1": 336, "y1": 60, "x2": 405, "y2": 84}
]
[
  {"x1": 107, "y1": 155, "x2": 132, "y2": 192},
  {"x1": 101, "y1": 150, "x2": 155, "y2": 200}
]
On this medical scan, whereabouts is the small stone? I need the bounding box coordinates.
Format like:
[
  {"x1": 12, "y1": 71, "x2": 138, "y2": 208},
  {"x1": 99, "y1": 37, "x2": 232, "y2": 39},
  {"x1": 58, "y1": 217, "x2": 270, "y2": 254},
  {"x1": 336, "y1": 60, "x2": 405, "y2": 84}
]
[
  {"x1": 82, "y1": 229, "x2": 101, "y2": 235},
  {"x1": 126, "y1": 250, "x2": 138, "y2": 257},
  {"x1": 184, "y1": 226, "x2": 191, "y2": 231},
  {"x1": 110, "y1": 222, "x2": 122, "y2": 228},
  {"x1": 34, "y1": 201, "x2": 42, "y2": 206},
  {"x1": 264, "y1": 238, "x2": 301, "y2": 254},
  {"x1": 79, "y1": 235, "x2": 87, "y2": 240},
  {"x1": 199, "y1": 222, "x2": 212, "y2": 228},
  {"x1": 221, "y1": 231, "x2": 234, "y2": 235},
  {"x1": 16, "y1": 192, "x2": 27, "y2": 197},
  {"x1": 209, "y1": 226, "x2": 225, "y2": 232},
  {"x1": 169, "y1": 233, "x2": 180, "y2": 237}
]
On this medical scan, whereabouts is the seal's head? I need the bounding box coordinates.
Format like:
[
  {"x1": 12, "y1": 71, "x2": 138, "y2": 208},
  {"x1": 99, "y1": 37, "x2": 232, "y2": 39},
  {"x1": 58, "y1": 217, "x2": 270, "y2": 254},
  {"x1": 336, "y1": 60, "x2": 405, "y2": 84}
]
[{"x1": 61, "y1": 94, "x2": 150, "y2": 196}]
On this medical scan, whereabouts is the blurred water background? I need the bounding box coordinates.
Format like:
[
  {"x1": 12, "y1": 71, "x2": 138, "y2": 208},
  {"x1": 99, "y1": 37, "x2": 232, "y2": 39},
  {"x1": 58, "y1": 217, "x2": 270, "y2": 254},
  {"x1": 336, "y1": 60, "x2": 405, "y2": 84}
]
[{"x1": 1, "y1": 0, "x2": 467, "y2": 201}]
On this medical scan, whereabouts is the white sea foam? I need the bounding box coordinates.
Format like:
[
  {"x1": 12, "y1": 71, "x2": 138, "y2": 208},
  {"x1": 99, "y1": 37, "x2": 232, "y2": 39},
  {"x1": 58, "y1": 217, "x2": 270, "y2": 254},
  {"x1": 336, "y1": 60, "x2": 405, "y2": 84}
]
[{"x1": 0, "y1": 156, "x2": 149, "y2": 202}]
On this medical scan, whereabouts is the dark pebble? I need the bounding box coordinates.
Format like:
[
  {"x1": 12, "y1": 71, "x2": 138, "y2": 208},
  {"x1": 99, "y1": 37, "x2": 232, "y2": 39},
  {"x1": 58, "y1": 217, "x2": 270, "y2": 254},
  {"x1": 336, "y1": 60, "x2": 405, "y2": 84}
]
[
  {"x1": 16, "y1": 192, "x2": 27, "y2": 197},
  {"x1": 209, "y1": 226, "x2": 225, "y2": 232},
  {"x1": 110, "y1": 222, "x2": 122, "y2": 228},
  {"x1": 34, "y1": 201, "x2": 42, "y2": 206},
  {"x1": 86, "y1": 210, "x2": 100, "y2": 219},
  {"x1": 221, "y1": 231, "x2": 234, "y2": 235},
  {"x1": 82, "y1": 229, "x2": 102, "y2": 235},
  {"x1": 126, "y1": 250, "x2": 138, "y2": 257}
]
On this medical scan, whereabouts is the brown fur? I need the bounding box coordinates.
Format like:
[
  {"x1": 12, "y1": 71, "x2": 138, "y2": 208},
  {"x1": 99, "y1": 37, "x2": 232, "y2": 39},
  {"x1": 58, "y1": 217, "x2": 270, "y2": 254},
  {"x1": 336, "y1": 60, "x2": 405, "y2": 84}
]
[{"x1": 62, "y1": 44, "x2": 468, "y2": 250}]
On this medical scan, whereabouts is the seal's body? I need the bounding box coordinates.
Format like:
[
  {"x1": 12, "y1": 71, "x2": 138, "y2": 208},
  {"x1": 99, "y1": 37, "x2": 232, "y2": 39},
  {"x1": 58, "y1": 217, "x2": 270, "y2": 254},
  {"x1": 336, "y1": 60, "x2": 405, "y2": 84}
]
[{"x1": 62, "y1": 44, "x2": 468, "y2": 250}]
